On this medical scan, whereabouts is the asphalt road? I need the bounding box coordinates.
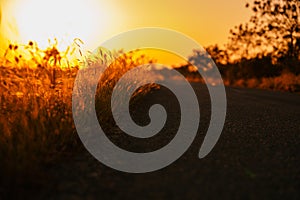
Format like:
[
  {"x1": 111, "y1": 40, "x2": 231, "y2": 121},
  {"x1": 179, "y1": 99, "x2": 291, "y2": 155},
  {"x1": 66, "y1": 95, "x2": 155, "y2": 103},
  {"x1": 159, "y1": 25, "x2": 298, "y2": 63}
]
[{"x1": 11, "y1": 84, "x2": 300, "y2": 199}]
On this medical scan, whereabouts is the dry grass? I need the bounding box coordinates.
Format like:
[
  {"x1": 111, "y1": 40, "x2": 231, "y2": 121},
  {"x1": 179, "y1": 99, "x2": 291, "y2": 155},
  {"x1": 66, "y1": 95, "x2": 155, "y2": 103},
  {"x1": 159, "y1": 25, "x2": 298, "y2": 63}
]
[
  {"x1": 0, "y1": 40, "x2": 158, "y2": 181},
  {"x1": 230, "y1": 72, "x2": 300, "y2": 93},
  {"x1": 0, "y1": 41, "x2": 79, "y2": 179}
]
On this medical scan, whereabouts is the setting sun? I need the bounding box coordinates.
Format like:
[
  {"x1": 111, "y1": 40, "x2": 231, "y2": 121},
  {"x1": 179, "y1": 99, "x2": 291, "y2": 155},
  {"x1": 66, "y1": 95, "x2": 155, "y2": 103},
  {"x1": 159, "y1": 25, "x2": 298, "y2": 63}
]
[
  {"x1": 0, "y1": 0, "x2": 253, "y2": 54},
  {"x1": 11, "y1": 0, "x2": 108, "y2": 50}
]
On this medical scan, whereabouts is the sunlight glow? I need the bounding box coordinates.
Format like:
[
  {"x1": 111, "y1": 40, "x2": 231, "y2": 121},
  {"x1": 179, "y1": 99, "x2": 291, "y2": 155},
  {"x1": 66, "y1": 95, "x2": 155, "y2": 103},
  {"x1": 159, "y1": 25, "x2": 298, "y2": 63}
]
[{"x1": 14, "y1": 0, "x2": 108, "y2": 50}]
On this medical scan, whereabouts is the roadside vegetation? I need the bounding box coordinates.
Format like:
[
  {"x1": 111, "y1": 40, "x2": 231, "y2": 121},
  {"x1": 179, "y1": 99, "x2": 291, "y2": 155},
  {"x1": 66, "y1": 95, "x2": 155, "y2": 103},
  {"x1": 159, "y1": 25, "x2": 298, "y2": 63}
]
[
  {"x1": 178, "y1": 0, "x2": 300, "y2": 93},
  {"x1": 0, "y1": 40, "x2": 156, "y2": 190}
]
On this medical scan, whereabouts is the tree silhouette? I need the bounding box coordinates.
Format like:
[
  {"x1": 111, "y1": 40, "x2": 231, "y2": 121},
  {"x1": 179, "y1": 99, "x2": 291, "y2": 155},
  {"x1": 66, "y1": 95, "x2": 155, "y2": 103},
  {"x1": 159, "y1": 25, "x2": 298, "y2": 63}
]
[
  {"x1": 228, "y1": 0, "x2": 300, "y2": 66},
  {"x1": 205, "y1": 45, "x2": 229, "y2": 65}
]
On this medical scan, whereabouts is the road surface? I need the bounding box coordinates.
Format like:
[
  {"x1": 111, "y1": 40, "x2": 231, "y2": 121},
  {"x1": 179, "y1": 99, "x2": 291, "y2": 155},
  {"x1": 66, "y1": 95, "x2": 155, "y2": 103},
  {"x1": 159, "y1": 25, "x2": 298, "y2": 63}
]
[{"x1": 7, "y1": 84, "x2": 300, "y2": 199}]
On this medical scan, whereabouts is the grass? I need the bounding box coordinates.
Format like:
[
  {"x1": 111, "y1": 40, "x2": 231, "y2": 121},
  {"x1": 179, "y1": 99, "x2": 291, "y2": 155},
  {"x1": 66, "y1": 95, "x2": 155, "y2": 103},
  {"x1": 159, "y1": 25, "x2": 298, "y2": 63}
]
[
  {"x1": 0, "y1": 40, "x2": 158, "y2": 189},
  {"x1": 228, "y1": 72, "x2": 300, "y2": 93},
  {"x1": 0, "y1": 41, "x2": 79, "y2": 186}
]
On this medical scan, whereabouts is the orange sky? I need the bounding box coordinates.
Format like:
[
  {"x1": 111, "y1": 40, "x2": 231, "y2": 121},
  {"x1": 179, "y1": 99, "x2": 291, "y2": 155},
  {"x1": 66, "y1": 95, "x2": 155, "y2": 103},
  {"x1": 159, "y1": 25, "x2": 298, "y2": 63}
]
[
  {"x1": 110, "y1": 0, "x2": 252, "y2": 46},
  {"x1": 0, "y1": 0, "x2": 252, "y2": 63}
]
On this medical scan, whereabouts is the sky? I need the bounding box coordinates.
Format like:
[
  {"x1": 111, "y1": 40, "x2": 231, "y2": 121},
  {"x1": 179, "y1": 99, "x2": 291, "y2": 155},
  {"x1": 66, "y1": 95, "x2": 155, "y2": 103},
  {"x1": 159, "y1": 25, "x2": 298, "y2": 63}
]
[
  {"x1": 0, "y1": 0, "x2": 252, "y2": 63},
  {"x1": 110, "y1": 0, "x2": 252, "y2": 46}
]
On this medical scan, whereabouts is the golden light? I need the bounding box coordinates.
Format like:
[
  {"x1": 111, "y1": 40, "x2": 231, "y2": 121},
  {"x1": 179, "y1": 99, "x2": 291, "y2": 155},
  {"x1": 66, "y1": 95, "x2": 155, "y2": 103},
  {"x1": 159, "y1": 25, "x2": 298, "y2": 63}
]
[{"x1": 13, "y1": 0, "x2": 109, "y2": 50}]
